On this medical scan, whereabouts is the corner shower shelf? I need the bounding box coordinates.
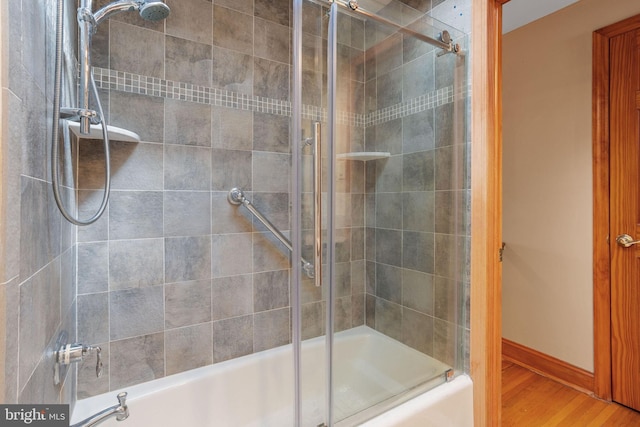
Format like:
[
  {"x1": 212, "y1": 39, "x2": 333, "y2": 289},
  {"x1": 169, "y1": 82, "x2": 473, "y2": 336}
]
[
  {"x1": 337, "y1": 152, "x2": 391, "y2": 161},
  {"x1": 67, "y1": 121, "x2": 141, "y2": 143}
]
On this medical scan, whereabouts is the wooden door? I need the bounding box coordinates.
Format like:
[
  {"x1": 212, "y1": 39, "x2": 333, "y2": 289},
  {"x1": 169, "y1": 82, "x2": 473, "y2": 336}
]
[{"x1": 610, "y1": 27, "x2": 640, "y2": 411}]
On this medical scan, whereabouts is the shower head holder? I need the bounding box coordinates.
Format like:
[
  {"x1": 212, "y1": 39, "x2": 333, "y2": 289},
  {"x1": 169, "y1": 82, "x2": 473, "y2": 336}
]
[{"x1": 77, "y1": 6, "x2": 98, "y2": 34}]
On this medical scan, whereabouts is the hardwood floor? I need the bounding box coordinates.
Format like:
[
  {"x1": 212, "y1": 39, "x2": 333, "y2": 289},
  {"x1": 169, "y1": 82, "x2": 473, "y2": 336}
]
[{"x1": 502, "y1": 360, "x2": 640, "y2": 426}]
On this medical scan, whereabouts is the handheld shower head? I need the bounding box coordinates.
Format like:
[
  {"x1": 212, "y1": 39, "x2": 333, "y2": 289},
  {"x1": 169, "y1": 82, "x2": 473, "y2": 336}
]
[
  {"x1": 139, "y1": 2, "x2": 170, "y2": 21},
  {"x1": 78, "y1": 0, "x2": 170, "y2": 133},
  {"x1": 93, "y1": 1, "x2": 170, "y2": 26}
]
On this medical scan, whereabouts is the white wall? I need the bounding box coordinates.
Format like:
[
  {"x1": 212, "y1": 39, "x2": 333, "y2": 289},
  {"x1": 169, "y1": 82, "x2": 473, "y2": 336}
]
[
  {"x1": 502, "y1": 0, "x2": 640, "y2": 372},
  {"x1": 502, "y1": 0, "x2": 579, "y2": 34}
]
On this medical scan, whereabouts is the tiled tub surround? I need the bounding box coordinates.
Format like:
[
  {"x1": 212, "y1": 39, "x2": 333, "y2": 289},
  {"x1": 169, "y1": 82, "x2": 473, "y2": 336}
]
[
  {"x1": 75, "y1": 0, "x2": 469, "y2": 397},
  {"x1": 0, "y1": 0, "x2": 78, "y2": 404},
  {"x1": 364, "y1": 45, "x2": 470, "y2": 370}
]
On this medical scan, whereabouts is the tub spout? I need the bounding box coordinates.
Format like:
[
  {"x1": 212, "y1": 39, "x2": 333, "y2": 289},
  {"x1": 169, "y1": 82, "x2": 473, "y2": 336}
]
[{"x1": 72, "y1": 392, "x2": 129, "y2": 427}]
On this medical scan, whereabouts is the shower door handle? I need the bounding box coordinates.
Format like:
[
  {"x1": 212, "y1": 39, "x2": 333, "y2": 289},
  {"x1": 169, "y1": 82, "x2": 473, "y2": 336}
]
[{"x1": 313, "y1": 122, "x2": 322, "y2": 287}]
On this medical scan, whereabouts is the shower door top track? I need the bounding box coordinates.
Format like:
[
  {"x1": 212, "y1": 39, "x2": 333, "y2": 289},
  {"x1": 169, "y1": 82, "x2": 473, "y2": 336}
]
[{"x1": 327, "y1": 0, "x2": 460, "y2": 53}]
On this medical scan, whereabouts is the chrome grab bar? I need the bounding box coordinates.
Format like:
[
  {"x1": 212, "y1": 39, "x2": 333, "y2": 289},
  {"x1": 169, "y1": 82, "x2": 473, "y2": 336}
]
[
  {"x1": 313, "y1": 122, "x2": 322, "y2": 287},
  {"x1": 228, "y1": 188, "x2": 315, "y2": 279}
]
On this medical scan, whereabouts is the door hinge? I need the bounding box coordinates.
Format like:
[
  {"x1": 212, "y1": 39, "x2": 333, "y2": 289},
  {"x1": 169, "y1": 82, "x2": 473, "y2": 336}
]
[{"x1": 499, "y1": 242, "x2": 506, "y2": 262}]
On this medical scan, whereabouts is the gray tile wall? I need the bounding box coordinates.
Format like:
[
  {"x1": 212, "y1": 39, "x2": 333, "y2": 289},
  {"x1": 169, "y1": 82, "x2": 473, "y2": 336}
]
[
  {"x1": 297, "y1": 1, "x2": 369, "y2": 342},
  {"x1": 76, "y1": 0, "x2": 352, "y2": 398},
  {"x1": 73, "y1": 0, "x2": 470, "y2": 398},
  {"x1": 363, "y1": 17, "x2": 470, "y2": 371},
  {"x1": 0, "y1": 0, "x2": 77, "y2": 404}
]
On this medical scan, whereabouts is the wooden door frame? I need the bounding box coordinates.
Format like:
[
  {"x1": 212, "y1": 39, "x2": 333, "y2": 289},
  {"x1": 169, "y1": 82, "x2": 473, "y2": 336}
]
[
  {"x1": 593, "y1": 13, "x2": 640, "y2": 402},
  {"x1": 471, "y1": 0, "x2": 503, "y2": 425},
  {"x1": 473, "y1": 3, "x2": 640, "y2": 423}
]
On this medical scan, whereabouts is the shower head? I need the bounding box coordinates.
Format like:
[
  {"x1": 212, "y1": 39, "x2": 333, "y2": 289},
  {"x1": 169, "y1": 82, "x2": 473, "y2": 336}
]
[
  {"x1": 93, "y1": 1, "x2": 170, "y2": 26},
  {"x1": 139, "y1": 2, "x2": 170, "y2": 21}
]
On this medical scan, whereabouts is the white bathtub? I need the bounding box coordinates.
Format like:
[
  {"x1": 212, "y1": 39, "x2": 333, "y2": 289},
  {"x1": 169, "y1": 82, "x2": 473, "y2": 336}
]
[{"x1": 72, "y1": 326, "x2": 473, "y2": 426}]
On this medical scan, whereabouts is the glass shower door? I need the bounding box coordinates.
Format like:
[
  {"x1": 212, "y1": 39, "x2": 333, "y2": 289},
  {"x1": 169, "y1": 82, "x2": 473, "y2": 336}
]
[
  {"x1": 293, "y1": 1, "x2": 468, "y2": 425},
  {"x1": 325, "y1": 2, "x2": 468, "y2": 426},
  {"x1": 294, "y1": 0, "x2": 330, "y2": 425}
]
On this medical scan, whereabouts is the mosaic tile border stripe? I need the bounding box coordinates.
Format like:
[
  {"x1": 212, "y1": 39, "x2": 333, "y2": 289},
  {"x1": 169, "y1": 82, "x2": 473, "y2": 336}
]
[
  {"x1": 93, "y1": 67, "x2": 465, "y2": 128},
  {"x1": 367, "y1": 85, "x2": 462, "y2": 127},
  {"x1": 93, "y1": 67, "x2": 292, "y2": 117}
]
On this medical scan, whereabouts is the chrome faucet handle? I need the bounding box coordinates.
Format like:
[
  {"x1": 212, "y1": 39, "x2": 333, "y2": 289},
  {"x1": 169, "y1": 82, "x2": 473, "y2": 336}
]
[
  {"x1": 84, "y1": 345, "x2": 103, "y2": 378},
  {"x1": 82, "y1": 345, "x2": 102, "y2": 378},
  {"x1": 116, "y1": 392, "x2": 129, "y2": 421},
  {"x1": 117, "y1": 392, "x2": 127, "y2": 406},
  {"x1": 54, "y1": 362, "x2": 61, "y2": 385}
]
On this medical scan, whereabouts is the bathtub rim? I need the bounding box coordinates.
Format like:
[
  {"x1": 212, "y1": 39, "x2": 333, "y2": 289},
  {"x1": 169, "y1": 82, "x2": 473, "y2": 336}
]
[
  {"x1": 72, "y1": 326, "x2": 459, "y2": 425},
  {"x1": 357, "y1": 374, "x2": 473, "y2": 426},
  {"x1": 335, "y1": 372, "x2": 455, "y2": 426}
]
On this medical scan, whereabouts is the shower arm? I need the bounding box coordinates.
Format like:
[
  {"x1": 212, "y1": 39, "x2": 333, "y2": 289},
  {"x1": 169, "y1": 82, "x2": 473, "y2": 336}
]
[
  {"x1": 93, "y1": 0, "x2": 144, "y2": 25},
  {"x1": 228, "y1": 188, "x2": 315, "y2": 279}
]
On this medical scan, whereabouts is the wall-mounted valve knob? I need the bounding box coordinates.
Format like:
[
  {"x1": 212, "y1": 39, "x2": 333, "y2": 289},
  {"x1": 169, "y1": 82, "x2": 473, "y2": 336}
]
[{"x1": 55, "y1": 342, "x2": 102, "y2": 385}]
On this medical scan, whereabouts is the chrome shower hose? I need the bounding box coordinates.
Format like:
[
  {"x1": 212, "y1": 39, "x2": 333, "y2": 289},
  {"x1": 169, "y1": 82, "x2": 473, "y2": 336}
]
[{"x1": 51, "y1": 0, "x2": 111, "y2": 226}]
